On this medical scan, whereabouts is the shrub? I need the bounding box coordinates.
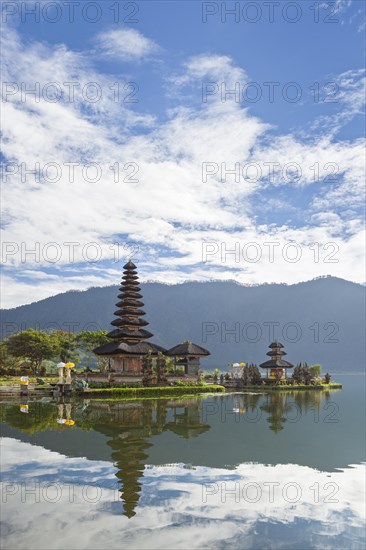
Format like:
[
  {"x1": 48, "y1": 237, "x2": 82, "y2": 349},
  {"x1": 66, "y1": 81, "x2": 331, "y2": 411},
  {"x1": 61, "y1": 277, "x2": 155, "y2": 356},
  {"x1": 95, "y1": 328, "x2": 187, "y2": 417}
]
[
  {"x1": 309, "y1": 365, "x2": 322, "y2": 378},
  {"x1": 88, "y1": 381, "x2": 143, "y2": 389},
  {"x1": 84, "y1": 385, "x2": 225, "y2": 398},
  {"x1": 303, "y1": 364, "x2": 312, "y2": 385}
]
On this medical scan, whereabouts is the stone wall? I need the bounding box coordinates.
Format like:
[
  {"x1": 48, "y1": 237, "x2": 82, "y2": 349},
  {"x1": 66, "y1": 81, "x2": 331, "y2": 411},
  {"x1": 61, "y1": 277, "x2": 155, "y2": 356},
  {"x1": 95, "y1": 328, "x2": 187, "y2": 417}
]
[{"x1": 76, "y1": 373, "x2": 200, "y2": 385}]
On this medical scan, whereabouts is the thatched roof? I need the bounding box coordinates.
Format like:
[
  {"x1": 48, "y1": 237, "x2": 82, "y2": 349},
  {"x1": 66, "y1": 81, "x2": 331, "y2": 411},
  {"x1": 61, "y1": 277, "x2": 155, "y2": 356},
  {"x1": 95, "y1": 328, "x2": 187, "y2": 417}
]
[
  {"x1": 165, "y1": 341, "x2": 210, "y2": 357},
  {"x1": 166, "y1": 423, "x2": 210, "y2": 438},
  {"x1": 260, "y1": 341, "x2": 293, "y2": 368},
  {"x1": 122, "y1": 274, "x2": 138, "y2": 280},
  {"x1": 115, "y1": 300, "x2": 144, "y2": 308},
  {"x1": 107, "y1": 328, "x2": 153, "y2": 340},
  {"x1": 111, "y1": 318, "x2": 149, "y2": 328},
  {"x1": 267, "y1": 350, "x2": 287, "y2": 357},
  {"x1": 119, "y1": 283, "x2": 141, "y2": 290},
  {"x1": 94, "y1": 341, "x2": 166, "y2": 356},
  {"x1": 113, "y1": 308, "x2": 146, "y2": 317},
  {"x1": 123, "y1": 260, "x2": 137, "y2": 270},
  {"x1": 117, "y1": 290, "x2": 142, "y2": 300},
  {"x1": 269, "y1": 341, "x2": 284, "y2": 349},
  {"x1": 259, "y1": 359, "x2": 293, "y2": 369}
]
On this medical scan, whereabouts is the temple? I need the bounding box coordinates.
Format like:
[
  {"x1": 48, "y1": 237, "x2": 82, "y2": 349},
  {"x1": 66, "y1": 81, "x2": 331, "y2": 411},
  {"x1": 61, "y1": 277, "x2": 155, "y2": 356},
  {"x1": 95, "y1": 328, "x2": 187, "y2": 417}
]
[
  {"x1": 165, "y1": 341, "x2": 210, "y2": 375},
  {"x1": 94, "y1": 260, "x2": 210, "y2": 375},
  {"x1": 259, "y1": 341, "x2": 293, "y2": 382},
  {"x1": 94, "y1": 260, "x2": 166, "y2": 373}
]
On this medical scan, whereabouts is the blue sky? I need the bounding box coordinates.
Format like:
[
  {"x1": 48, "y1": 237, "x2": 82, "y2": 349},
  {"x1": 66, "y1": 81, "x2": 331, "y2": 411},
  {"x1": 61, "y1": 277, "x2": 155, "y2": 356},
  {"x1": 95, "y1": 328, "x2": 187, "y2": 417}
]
[{"x1": 1, "y1": 0, "x2": 365, "y2": 306}]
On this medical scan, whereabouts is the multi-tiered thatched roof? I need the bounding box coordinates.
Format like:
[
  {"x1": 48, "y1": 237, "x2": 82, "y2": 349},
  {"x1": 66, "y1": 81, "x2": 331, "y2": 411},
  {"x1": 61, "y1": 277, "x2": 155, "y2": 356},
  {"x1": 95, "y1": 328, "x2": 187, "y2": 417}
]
[
  {"x1": 259, "y1": 341, "x2": 293, "y2": 369},
  {"x1": 94, "y1": 260, "x2": 165, "y2": 357}
]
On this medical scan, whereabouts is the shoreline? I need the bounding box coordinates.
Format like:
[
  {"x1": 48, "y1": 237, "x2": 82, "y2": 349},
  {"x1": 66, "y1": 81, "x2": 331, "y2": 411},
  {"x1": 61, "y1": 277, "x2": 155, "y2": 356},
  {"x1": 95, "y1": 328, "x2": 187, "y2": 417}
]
[
  {"x1": 0, "y1": 382, "x2": 342, "y2": 399},
  {"x1": 224, "y1": 383, "x2": 342, "y2": 392},
  {"x1": 80, "y1": 385, "x2": 225, "y2": 398}
]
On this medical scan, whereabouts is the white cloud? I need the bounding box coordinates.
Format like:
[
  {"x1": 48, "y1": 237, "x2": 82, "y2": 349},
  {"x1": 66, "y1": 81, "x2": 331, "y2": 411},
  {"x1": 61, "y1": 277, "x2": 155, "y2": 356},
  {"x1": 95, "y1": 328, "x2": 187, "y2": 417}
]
[
  {"x1": 1, "y1": 26, "x2": 365, "y2": 306},
  {"x1": 336, "y1": 68, "x2": 366, "y2": 114},
  {"x1": 334, "y1": 0, "x2": 352, "y2": 13},
  {"x1": 0, "y1": 271, "x2": 118, "y2": 310},
  {"x1": 1, "y1": 438, "x2": 365, "y2": 550},
  {"x1": 170, "y1": 54, "x2": 248, "y2": 88},
  {"x1": 96, "y1": 28, "x2": 159, "y2": 62},
  {"x1": 310, "y1": 69, "x2": 366, "y2": 136}
]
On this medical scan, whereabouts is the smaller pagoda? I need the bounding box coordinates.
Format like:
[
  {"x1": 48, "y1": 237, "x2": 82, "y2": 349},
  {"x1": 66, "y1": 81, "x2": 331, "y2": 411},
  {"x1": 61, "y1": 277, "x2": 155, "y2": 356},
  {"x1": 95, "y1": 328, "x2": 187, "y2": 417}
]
[
  {"x1": 165, "y1": 341, "x2": 210, "y2": 375},
  {"x1": 259, "y1": 341, "x2": 293, "y2": 382}
]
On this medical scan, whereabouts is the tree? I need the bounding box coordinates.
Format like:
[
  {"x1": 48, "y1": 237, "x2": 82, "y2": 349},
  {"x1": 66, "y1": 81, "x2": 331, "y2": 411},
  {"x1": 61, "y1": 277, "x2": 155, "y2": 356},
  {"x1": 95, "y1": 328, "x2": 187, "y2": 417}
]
[
  {"x1": 77, "y1": 330, "x2": 109, "y2": 350},
  {"x1": 242, "y1": 365, "x2": 260, "y2": 386},
  {"x1": 292, "y1": 364, "x2": 303, "y2": 384},
  {"x1": 51, "y1": 330, "x2": 78, "y2": 363},
  {"x1": 309, "y1": 364, "x2": 322, "y2": 378},
  {"x1": 250, "y1": 364, "x2": 262, "y2": 385},
  {"x1": 0, "y1": 340, "x2": 23, "y2": 374},
  {"x1": 6, "y1": 329, "x2": 58, "y2": 373},
  {"x1": 303, "y1": 364, "x2": 312, "y2": 385},
  {"x1": 324, "y1": 372, "x2": 331, "y2": 384},
  {"x1": 77, "y1": 330, "x2": 109, "y2": 371},
  {"x1": 241, "y1": 367, "x2": 249, "y2": 386}
]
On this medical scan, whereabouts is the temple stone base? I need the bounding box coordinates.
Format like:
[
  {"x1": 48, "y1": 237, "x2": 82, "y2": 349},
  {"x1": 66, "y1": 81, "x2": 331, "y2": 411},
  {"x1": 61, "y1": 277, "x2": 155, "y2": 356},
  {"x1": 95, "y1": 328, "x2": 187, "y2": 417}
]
[{"x1": 76, "y1": 374, "x2": 200, "y2": 385}]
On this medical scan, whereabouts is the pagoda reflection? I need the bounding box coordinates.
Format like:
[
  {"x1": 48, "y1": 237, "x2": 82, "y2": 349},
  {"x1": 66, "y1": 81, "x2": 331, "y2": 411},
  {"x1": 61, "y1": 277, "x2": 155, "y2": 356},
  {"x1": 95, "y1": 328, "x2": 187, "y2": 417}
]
[
  {"x1": 260, "y1": 393, "x2": 289, "y2": 433},
  {"x1": 259, "y1": 390, "x2": 329, "y2": 433},
  {"x1": 83, "y1": 398, "x2": 210, "y2": 517}
]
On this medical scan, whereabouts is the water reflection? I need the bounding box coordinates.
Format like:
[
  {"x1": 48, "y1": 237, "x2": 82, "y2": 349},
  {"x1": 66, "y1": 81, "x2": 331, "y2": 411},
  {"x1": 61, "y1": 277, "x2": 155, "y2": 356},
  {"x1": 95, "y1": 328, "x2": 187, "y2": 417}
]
[
  {"x1": 1, "y1": 397, "x2": 211, "y2": 517},
  {"x1": 92, "y1": 399, "x2": 210, "y2": 518},
  {"x1": 0, "y1": 437, "x2": 365, "y2": 550},
  {"x1": 228, "y1": 389, "x2": 337, "y2": 433},
  {"x1": 0, "y1": 386, "x2": 362, "y2": 519},
  {"x1": 0, "y1": 378, "x2": 365, "y2": 550}
]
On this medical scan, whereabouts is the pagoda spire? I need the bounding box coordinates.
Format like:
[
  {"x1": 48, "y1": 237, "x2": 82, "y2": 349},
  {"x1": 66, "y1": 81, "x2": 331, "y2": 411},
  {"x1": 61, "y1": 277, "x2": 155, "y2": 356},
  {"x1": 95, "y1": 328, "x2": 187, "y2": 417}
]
[
  {"x1": 266, "y1": 341, "x2": 287, "y2": 360},
  {"x1": 107, "y1": 261, "x2": 153, "y2": 343}
]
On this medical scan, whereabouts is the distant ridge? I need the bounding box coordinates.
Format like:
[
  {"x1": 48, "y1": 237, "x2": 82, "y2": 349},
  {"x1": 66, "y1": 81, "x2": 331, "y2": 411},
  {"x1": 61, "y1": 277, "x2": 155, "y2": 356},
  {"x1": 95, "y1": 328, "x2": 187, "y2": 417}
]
[
  {"x1": 2, "y1": 275, "x2": 357, "y2": 311},
  {"x1": 1, "y1": 277, "x2": 365, "y2": 371}
]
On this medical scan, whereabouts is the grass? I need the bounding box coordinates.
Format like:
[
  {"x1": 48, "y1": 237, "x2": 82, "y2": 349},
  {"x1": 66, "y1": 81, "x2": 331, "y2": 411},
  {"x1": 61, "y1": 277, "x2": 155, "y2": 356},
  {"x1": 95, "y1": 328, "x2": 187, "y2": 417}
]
[
  {"x1": 0, "y1": 376, "x2": 42, "y2": 386},
  {"x1": 0, "y1": 376, "x2": 58, "y2": 392},
  {"x1": 0, "y1": 376, "x2": 57, "y2": 384},
  {"x1": 82, "y1": 384, "x2": 225, "y2": 398},
  {"x1": 272, "y1": 383, "x2": 342, "y2": 391},
  {"x1": 232, "y1": 383, "x2": 342, "y2": 391}
]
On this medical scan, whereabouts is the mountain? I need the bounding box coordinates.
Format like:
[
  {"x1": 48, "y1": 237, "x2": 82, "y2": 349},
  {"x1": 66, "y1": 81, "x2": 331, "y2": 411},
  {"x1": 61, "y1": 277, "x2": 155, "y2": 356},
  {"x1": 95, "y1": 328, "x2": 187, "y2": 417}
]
[{"x1": 1, "y1": 277, "x2": 365, "y2": 372}]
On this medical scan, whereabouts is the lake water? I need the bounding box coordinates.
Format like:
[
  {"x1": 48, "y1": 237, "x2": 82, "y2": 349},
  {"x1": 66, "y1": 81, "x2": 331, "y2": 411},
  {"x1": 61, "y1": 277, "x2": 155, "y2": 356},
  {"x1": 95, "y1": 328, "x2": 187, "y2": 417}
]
[{"x1": 1, "y1": 374, "x2": 365, "y2": 550}]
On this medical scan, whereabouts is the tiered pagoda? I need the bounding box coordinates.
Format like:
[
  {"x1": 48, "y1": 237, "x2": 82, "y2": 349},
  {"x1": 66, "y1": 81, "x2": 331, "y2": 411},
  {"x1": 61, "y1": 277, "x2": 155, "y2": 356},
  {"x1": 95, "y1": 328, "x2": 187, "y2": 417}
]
[
  {"x1": 94, "y1": 260, "x2": 165, "y2": 372},
  {"x1": 259, "y1": 341, "x2": 293, "y2": 382}
]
